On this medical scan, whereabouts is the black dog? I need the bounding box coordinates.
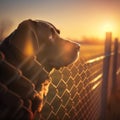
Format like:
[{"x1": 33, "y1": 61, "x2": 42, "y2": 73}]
[{"x1": 0, "y1": 19, "x2": 80, "y2": 119}]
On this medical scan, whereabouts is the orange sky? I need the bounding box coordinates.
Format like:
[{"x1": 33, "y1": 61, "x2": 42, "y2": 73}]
[{"x1": 0, "y1": 0, "x2": 120, "y2": 40}]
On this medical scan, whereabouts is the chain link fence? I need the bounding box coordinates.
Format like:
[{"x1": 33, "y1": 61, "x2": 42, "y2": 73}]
[{"x1": 41, "y1": 55, "x2": 103, "y2": 120}]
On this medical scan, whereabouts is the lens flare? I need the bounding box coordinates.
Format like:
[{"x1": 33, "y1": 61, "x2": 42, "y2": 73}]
[{"x1": 24, "y1": 40, "x2": 34, "y2": 56}]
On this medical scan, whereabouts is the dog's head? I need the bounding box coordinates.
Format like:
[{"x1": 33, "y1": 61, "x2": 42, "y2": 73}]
[
  {"x1": 9, "y1": 19, "x2": 80, "y2": 71},
  {"x1": 0, "y1": 19, "x2": 80, "y2": 92}
]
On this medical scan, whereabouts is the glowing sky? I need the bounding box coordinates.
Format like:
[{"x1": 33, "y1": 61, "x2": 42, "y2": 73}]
[{"x1": 0, "y1": 0, "x2": 120, "y2": 40}]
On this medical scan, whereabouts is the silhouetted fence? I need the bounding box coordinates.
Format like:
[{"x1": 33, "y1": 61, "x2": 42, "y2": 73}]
[{"x1": 41, "y1": 34, "x2": 120, "y2": 120}]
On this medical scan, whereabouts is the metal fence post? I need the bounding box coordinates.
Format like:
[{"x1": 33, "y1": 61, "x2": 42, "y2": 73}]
[
  {"x1": 101, "y1": 32, "x2": 112, "y2": 120},
  {"x1": 112, "y1": 38, "x2": 119, "y2": 93}
]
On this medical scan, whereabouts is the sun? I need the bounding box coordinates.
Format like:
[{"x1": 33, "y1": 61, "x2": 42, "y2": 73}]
[
  {"x1": 102, "y1": 22, "x2": 114, "y2": 33},
  {"x1": 98, "y1": 21, "x2": 117, "y2": 39}
]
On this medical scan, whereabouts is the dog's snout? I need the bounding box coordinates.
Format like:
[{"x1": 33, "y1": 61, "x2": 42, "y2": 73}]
[
  {"x1": 64, "y1": 40, "x2": 80, "y2": 53},
  {"x1": 71, "y1": 41, "x2": 80, "y2": 51}
]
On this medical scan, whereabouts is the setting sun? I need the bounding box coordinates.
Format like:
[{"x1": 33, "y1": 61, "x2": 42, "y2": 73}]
[
  {"x1": 98, "y1": 21, "x2": 118, "y2": 40},
  {"x1": 102, "y1": 22, "x2": 114, "y2": 33}
]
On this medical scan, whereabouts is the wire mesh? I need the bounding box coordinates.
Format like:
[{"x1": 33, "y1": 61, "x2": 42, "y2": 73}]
[{"x1": 41, "y1": 56, "x2": 103, "y2": 120}]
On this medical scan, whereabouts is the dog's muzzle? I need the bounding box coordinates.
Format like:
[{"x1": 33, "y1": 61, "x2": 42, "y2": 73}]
[{"x1": 49, "y1": 39, "x2": 80, "y2": 69}]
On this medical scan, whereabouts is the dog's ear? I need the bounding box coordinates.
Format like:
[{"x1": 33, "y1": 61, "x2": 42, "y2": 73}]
[{"x1": 10, "y1": 20, "x2": 39, "y2": 56}]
